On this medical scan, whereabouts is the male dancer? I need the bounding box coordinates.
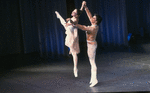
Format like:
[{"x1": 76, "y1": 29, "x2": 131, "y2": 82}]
[{"x1": 74, "y1": 1, "x2": 102, "y2": 87}]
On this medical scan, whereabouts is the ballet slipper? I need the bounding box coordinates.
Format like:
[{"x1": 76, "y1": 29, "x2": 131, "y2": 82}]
[
  {"x1": 73, "y1": 68, "x2": 78, "y2": 77},
  {"x1": 55, "y1": 11, "x2": 60, "y2": 18},
  {"x1": 89, "y1": 79, "x2": 98, "y2": 87}
]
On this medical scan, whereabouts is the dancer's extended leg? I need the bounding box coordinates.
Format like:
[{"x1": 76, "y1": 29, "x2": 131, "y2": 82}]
[{"x1": 55, "y1": 11, "x2": 66, "y2": 28}]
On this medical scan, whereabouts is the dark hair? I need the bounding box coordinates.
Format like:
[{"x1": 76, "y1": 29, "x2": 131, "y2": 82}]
[
  {"x1": 76, "y1": 9, "x2": 83, "y2": 16},
  {"x1": 94, "y1": 14, "x2": 102, "y2": 25}
]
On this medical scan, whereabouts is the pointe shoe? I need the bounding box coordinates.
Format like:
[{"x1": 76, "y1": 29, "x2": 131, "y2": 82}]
[
  {"x1": 55, "y1": 11, "x2": 60, "y2": 19},
  {"x1": 89, "y1": 79, "x2": 98, "y2": 87},
  {"x1": 74, "y1": 69, "x2": 78, "y2": 77}
]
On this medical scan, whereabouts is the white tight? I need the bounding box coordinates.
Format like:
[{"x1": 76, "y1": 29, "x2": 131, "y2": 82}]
[
  {"x1": 55, "y1": 11, "x2": 66, "y2": 28},
  {"x1": 72, "y1": 53, "x2": 78, "y2": 69},
  {"x1": 87, "y1": 43, "x2": 97, "y2": 80}
]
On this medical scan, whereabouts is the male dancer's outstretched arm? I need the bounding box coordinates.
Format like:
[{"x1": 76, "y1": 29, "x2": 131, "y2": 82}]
[{"x1": 83, "y1": 1, "x2": 93, "y2": 24}]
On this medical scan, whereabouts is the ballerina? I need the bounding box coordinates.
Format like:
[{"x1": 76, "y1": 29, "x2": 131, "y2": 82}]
[{"x1": 55, "y1": 4, "x2": 84, "y2": 77}]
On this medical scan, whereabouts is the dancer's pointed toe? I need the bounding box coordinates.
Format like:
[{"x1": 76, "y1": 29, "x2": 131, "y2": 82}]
[
  {"x1": 89, "y1": 79, "x2": 98, "y2": 87},
  {"x1": 74, "y1": 68, "x2": 78, "y2": 77}
]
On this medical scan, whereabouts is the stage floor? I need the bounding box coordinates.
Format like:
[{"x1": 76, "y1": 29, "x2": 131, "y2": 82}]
[{"x1": 0, "y1": 40, "x2": 150, "y2": 93}]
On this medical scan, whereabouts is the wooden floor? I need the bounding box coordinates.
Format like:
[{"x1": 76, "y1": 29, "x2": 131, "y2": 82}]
[{"x1": 0, "y1": 37, "x2": 150, "y2": 93}]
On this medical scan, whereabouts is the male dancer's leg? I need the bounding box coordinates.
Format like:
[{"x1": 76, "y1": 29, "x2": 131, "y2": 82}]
[{"x1": 87, "y1": 43, "x2": 98, "y2": 87}]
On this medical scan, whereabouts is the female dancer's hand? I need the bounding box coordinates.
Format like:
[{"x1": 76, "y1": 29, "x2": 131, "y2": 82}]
[{"x1": 82, "y1": 1, "x2": 86, "y2": 7}]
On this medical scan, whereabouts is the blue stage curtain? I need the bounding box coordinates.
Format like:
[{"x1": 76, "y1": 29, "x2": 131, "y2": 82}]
[
  {"x1": 126, "y1": 0, "x2": 150, "y2": 37},
  {"x1": 74, "y1": 0, "x2": 128, "y2": 47},
  {"x1": 19, "y1": 0, "x2": 67, "y2": 58},
  {"x1": 0, "y1": 0, "x2": 67, "y2": 58}
]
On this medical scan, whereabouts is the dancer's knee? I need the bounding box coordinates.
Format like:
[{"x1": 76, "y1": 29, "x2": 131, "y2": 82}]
[
  {"x1": 88, "y1": 52, "x2": 95, "y2": 59},
  {"x1": 91, "y1": 66, "x2": 97, "y2": 71},
  {"x1": 90, "y1": 61, "x2": 97, "y2": 71}
]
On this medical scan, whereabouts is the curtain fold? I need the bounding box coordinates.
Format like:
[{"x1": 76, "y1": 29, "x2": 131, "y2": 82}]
[
  {"x1": 19, "y1": 0, "x2": 67, "y2": 58},
  {"x1": 19, "y1": 0, "x2": 39, "y2": 54}
]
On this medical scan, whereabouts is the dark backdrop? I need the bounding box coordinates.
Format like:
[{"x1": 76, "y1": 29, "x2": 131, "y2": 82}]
[
  {"x1": 0, "y1": 0, "x2": 150, "y2": 59},
  {"x1": 126, "y1": 0, "x2": 150, "y2": 37}
]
